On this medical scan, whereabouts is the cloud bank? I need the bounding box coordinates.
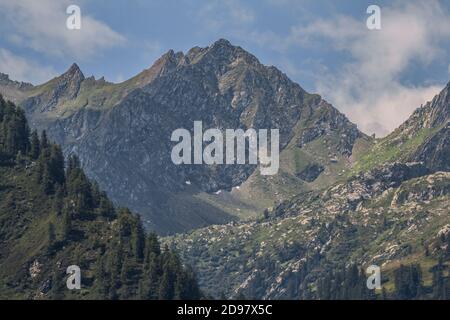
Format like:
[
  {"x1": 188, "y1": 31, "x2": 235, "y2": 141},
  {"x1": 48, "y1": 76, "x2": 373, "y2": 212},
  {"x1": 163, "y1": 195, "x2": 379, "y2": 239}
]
[
  {"x1": 286, "y1": 1, "x2": 450, "y2": 136},
  {"x1": 0, "y1": 0, "x2": 125, "y2": 60},
  {"x1": 0, "y1": 48, "x2": 57, "y2": 84}
]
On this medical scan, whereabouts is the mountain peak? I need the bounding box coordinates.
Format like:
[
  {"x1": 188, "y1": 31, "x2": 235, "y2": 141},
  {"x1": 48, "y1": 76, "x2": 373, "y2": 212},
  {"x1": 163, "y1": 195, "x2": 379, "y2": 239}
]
[
  {"x1": 208, "y1": 38, "x2": 238, "y2": 55},
  {"x1": 0, "y1": 72, "x2": 10, "y2": 82},
  {"x1": 63, "y1": 63, "x2": 85, "y2": 81},
  {"x1": 443, "y1": 80, "x2": 450, "y2": 95},
  {"x1": 160, "y1": 49, "x2": 185, "y2": 64},
  {"x1": 0, "y1": 72, "x2": 33, "y2": 89},
  {"x1": 410, "y1": 80, "x2": 450, "y2": 129},
  {"x1": 198, "y1": 38, "x2": 261, "y2": 69},
  {"x1": 211, "y1": 38, "x2": 232, "y2": 48}
]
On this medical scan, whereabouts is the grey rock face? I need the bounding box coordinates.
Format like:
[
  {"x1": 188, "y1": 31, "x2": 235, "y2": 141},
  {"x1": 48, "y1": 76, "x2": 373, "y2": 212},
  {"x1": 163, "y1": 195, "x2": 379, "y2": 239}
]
[
  {"x1": 0, "y1": 39, "x2": 365, "y2": 234},
  {"x1": 0, "y1": 73, "x2": 33, "y2": 104},
  {"x1": 411, "y1": 124, "x2": 450, "y2": 172},
  {"x1": 22, "y1": 63, "x2": 85, "y2": 113},
  {"x1": 0, "y1": 73, "x2": 33, "y2": 90},
  {"x1": 297, "y1": 99, "x2": 361, "y2": 156},
  {"x1": 402, "y1": 84, "x2": 450, "y2": 172},
  {"x1": 398, "y1": 82, "x2": 450, "y2": 133}
]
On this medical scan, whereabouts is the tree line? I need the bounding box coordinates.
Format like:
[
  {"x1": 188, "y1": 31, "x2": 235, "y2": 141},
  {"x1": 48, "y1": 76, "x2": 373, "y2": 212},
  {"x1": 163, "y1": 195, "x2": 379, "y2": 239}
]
[{"x1": 0, "y1": 95, "x2": 201, "y2": 300}]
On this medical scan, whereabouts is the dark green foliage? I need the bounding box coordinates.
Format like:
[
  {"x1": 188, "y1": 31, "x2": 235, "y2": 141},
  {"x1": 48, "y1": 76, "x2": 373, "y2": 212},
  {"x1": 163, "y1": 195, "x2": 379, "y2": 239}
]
[
  {"x1": 49, "y1": 145, "x2": 65, "y2": 185},
  {"x1": 317, "y1": 262, "x2": 448, "y2": 300},
  {"x1": 32, "y1": 130, "x2": 66, "y2": 195},
  {"x1": 30, "y1": 130, "x2": 40, "y2": 160},
  {"x1": 65, "y1": 155, "x2": 95, "y2": 216},
  {"x1": 394, "y1": 264, "x2": 423, "y2": 299},
  {"x1": 0, "y1": 95, "x2": 201, "y2": 300},
  {"x1": 47, "y1": 222, "x2": 56, "y2": 251},
  {"x1": 317, "y1": 263, "x2": 374, "y2": 300},
  {"x1": 132, "y1": 217, "x2": 146, "y2": 262},
  {"x1": 431, "y1": 257, "x2": 449, "y2": 300},
  {"x1": 145, "y1": 233, "x2": 161, "y2": 258},
  {"x1": 0, "y1": 96, "x2": 29, "y2": 164},
  {"x1": 50, "y1": 266, "x2": 64, "y2": 300},
  {"x1": 61, "y1": 209, "x2": 72, "y2": 241}
]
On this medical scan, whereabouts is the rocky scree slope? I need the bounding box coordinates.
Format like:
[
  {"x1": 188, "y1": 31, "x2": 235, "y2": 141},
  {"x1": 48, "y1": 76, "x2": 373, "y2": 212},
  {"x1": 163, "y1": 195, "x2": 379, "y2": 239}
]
[{"x1": 167, "y1": 84, "x2": 450, "y2": 299}]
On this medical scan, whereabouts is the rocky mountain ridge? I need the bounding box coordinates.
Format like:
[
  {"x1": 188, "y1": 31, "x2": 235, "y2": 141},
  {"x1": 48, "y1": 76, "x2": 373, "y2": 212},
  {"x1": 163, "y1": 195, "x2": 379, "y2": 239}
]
[
  {"x1": 167, "y1": 81, "x2": 450, "y2": 299},
  {"x1": 0, "y1": 39, "x2": 367, "y2": 234}
]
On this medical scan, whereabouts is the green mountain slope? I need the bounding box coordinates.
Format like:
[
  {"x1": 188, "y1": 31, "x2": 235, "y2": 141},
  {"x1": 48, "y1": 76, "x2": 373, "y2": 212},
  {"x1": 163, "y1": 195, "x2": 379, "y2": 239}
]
[
  {"x1": 0, "y1": 39, "x2": 371, "y2": 235},
  {"x1": 352, "y1": 83, "x2": 450, "y2": 174},
  {"x1": 167, "y1": 84, "x2": 450, "y2": 300},
  {"x1": 0, "y1": 96, "x2": 200, "y2": 299}
]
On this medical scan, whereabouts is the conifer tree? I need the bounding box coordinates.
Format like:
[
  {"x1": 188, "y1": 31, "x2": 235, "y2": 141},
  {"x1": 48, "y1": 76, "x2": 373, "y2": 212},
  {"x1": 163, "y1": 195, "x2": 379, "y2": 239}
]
[
  {"x1": 50, "y1": 266, "x2": 64, "y2": 299},
  {"x1": 432, "y1": 257, "x2": 446, "y2": 299},
  {"x1": 30, "y1": 130, "x2": 40, "y2": 160},
  {"x1": 93, "y1": 255, "x2": 109, "y2": 299},
  {"x1": 61, "y1": 209, "x2": 72, "y2": 241},
  {"x1": 47, "y1": 222, "x2": 56, "y2": 251},
  {"x1": 132, "y1": 217, "x2": 145, "y2": 261},
  {"x1": 158, "y1": 270, "x2": 174, "y2": 300},
  {"x1": 40, "y1": 130, "x2": 49, "y2": 151},
  {"x1": 49, "y1": 144, "x2": 65, "y2": 185}
]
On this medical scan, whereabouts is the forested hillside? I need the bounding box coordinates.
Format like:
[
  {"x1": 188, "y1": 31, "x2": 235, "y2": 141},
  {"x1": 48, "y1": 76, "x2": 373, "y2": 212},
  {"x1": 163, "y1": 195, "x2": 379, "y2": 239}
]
[{"x1": 0, "y1": 95, "x2": 200, "y2": 299}]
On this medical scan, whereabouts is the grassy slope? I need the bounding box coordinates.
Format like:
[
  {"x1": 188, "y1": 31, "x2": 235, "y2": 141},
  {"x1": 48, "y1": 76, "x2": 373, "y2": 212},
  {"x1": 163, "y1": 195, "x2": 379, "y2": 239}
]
[
  {"x1": 351, "y1": 125, "x2": 443, "y2": 175},
  {"x1": 0, "y1": 165, "x2": 107, "y2": 298},
  {"x1": 167, "y1": 172, "x2": 449, "y2": 298}
]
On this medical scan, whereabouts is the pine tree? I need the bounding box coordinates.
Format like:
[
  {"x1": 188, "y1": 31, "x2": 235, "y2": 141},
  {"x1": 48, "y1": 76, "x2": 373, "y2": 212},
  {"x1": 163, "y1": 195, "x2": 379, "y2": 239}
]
[
  {"x1": 49, "y1": 144, "x2": 65, "y2": 185},
  {"x1": 40, "y1": 130, "x2": 49, "y2": 151},
  {"x1": 139, "y1": 257, "x2": 160, "y2": 300},
  {"x1": 132, "y1": 217, "x2": 145, "y2": 261},
  {"x1": 394, "y1": 264, "x2": 422, "y2": 299},
  {"x1": 93, "y1": 255, "x2": 109, "y2": 299},
  {"x1": 175, "y1": 266, "x2": 201, "y2": 300},
  {"x1": 42, "y1": 168, "x2": 54, "y2": 194},
  {"x1": 120, "y1": 258, "x2": 134, "y2": 299},
  {"x1": 53, "y1": 190, "x2": 64, "y2": 216},
  {"x1": 47, "y1": 222, "x2": 56, "y2": 252},
  {"x1": 30, "y1": 130, "x2": 40, "y2": 160},
  {"x1": 61, "y1": 209, "x2": 72, "y2": 241},
  {"x1": 50, "y1": 266, "x2": 64, "y2": 299},
  {"x1": 158, "y1": 269, "x2": 174, "y2": 300},
  {"x1": 432, "y1": 257, "x2": 446, "y2": 299},
  {"x1": 145, "y1": 233, "x2": 161, "y2": 261},
  {"x1": 107, "y1": 244, "x2": 123, "y2": 296}
]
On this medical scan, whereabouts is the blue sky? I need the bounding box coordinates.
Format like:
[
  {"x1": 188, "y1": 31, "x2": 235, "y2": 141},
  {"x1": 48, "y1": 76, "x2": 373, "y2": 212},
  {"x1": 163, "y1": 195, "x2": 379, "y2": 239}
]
[{"x1": 1, "y1": 0, "x2": 450, "y2": 135}]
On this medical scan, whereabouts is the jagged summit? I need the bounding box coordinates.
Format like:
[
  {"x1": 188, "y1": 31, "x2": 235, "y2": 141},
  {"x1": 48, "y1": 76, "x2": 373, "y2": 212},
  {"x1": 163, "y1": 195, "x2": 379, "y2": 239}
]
[
  {"x1": 203, "y1": 38, "x2": 260, "y2": 66},
  {"x1": 61, "y1": 63, "x2": 85, "y2": 82},
  {"x1": 0, "y1": 72, "x2": 33, "y2": 88},
  {"x1": 0, "y1": 72, "x2": 10, "y2": 82},
  {"x1": 1, "y1": 39, "x2": 368, "y2": 234},
  {"x1": 213, "y1": 38, "x2": 232, "y2": 46},
  {"x1": 210, "y1": 38, "x2": 234, "y2": 50},
  {"x1": 394, "y1": 79, "x2": 450, "y2": 134}
]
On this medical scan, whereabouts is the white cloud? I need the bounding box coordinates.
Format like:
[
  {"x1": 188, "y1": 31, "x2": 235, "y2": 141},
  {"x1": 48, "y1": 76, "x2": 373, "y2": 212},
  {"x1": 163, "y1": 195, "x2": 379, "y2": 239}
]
[
  {"x1": 0, "y1": 48, "x2": 57, "y2": 84},
  {"x1": 289, "y1": 1, "x2": 450, "y2": 136},
  {"x1": 0, "y1": 0, "x2": 125, "y2": 60},
  {"x1": 194, "y1": 0, "x2": 254, "y2": 32}
]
